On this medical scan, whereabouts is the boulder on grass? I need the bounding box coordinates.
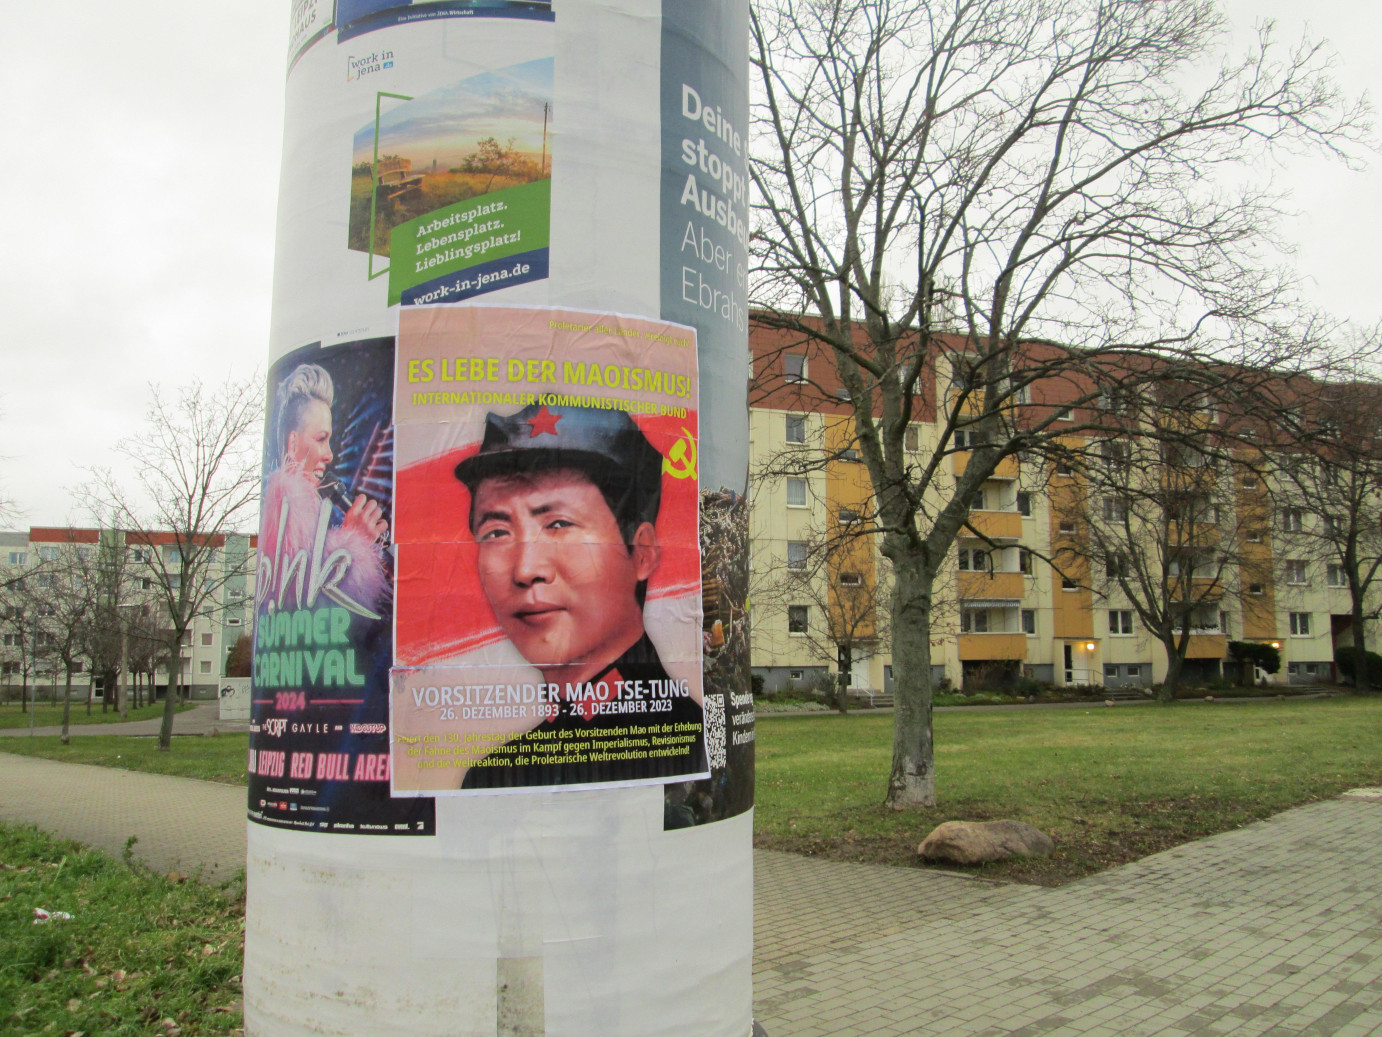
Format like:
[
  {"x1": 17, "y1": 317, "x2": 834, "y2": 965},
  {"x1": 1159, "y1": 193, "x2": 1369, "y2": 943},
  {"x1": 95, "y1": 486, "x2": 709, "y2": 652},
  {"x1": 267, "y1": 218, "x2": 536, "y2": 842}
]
[{"x1": 918, "y1": 819, "x2": 1054, "y2": 865}]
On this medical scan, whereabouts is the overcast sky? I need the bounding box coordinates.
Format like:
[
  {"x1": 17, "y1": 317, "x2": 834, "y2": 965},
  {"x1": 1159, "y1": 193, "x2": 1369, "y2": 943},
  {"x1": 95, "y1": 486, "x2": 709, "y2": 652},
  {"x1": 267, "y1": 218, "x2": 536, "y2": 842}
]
[{"x1": 0, "y1": 0, "x2": 1376, "y2": 527}]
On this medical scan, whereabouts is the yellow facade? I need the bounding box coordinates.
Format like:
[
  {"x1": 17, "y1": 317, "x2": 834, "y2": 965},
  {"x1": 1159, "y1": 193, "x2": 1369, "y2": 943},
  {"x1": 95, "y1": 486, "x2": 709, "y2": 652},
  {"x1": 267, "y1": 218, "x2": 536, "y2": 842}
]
[{"x1": 748, "y1": 357, "x2": 1374, "y2": 695}]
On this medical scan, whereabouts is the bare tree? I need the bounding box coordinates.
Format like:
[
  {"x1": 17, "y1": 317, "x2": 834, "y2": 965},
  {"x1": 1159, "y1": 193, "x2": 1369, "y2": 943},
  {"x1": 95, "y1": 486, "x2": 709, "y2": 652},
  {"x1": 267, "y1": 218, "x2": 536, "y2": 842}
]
[
  {"x1": 74, "y1": 529, "x2": 138, "y2": 716},
  {"x1": 1274, "y1": 369, "x2": 1382, "y2": 683},
  {"x1": 83, "y1": 378, "x2": 261, "y2": 749},
  {"x1": 17, "y1": 538, "x2": 99, "y2": 742},
  {"x1": 0, "y1": 580, "x2": 45, "y2": 712},
  {"x1": 125, "y1": 606, "x2": 169, "y2": 710},
  {"x1": 752, "y1": 522, "x2": 894, "y2": 711},
  {"x1": 750, "y1": 0, "x2": 1365, "y2": 806},
  {"x1": 1051, "y1": 392, "x2": 1272, "y2": 699}
]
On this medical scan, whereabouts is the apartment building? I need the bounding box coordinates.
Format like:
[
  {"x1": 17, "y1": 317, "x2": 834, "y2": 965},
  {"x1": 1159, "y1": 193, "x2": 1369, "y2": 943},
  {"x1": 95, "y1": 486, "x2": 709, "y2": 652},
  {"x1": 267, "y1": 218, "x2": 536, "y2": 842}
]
[
  {"x1": 0, "y1": 527, "x2": 255, "y2": 702},
  {"x1": 747, "y1": 326, "x2": 1376, "y2": 694}
]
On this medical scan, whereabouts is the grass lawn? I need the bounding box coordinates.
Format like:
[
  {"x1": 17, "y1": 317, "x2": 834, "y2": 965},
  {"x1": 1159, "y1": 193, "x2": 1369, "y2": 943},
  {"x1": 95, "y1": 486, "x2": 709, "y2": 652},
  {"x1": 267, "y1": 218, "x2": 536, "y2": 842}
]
[
  {"x1": 0, "y1": 822, "x2": 243, "y2": 1036},
  {"x1": 0, "y1": 701, "x2": 192, "y2": 730},
  {"x1": 755, "y1": 695, "x2": 1382, "y2": 884},
  {"x1": 6, "y1": 697, "x2": 1381, "y2": 887},
  {"x1": 0, "y1": 735, "x2": 248, "y2": 786}
]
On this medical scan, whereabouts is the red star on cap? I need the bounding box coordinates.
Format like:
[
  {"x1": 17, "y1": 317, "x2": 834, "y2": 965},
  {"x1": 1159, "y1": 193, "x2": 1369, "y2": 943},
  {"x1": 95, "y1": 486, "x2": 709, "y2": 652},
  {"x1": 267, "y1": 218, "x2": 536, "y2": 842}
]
[{"x1": 525, "y1": 406, "x2": 562, "y2": 438}]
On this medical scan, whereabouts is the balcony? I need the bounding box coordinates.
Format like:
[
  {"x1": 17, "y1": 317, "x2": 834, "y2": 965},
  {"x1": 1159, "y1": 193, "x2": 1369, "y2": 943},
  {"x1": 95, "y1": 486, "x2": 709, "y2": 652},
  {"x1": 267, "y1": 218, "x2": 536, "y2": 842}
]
[
  {"x1": 1184, "y1": 633, "x2": 1227, "y2": 659},
  {"x1": 1167, "y1": 524, "x2": 1222, "y2": 548},
  {"x1": 953, "y1": 453, "x2": 1019, "y2": 480},
  {"x1": 958, "y1": 633, "x2": 1028, "y2": 662},
  {"x1": 1168, "y1": 576, "x2": 1225, "y2": 602},
  {"x1": 963, "y1": 509, "x2": 1022, "y2": 540},
  {"x1": 958, "y1": 571, "x2": 1025, "y2": 601}
]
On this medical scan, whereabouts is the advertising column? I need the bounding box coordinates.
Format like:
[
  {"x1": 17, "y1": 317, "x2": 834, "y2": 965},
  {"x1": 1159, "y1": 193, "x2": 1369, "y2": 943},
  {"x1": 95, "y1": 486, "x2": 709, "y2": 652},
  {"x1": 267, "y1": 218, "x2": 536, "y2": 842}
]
[{"x1": 244, "y1": 2, "x2": 753, "y2": 1035}]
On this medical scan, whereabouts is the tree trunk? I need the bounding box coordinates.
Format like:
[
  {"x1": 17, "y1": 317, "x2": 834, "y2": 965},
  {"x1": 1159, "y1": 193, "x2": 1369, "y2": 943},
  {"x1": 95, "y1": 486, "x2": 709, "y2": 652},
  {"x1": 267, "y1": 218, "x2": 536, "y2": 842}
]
[
  {"x1": 1351, "y1": 591, "x2": 1370, "y2": 689},
  {"x1": 1157, "y1": 634, "x2": 1184, "y2": 703},
  {"x1": 157, "y1": 636, "x2": 183, "y2": 750},
  {"x1": 885, "y1": 557, "x2": 936, "y2": 808},
  {"x1": 60, "y1": 669, "x2": 73, "y2": 745}
]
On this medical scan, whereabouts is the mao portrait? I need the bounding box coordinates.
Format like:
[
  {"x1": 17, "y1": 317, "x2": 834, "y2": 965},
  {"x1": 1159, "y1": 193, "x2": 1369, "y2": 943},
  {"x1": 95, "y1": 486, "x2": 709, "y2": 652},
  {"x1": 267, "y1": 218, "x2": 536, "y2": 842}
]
[{"x1": 451, "y1": 402, "x2": 705, "y2": 789}]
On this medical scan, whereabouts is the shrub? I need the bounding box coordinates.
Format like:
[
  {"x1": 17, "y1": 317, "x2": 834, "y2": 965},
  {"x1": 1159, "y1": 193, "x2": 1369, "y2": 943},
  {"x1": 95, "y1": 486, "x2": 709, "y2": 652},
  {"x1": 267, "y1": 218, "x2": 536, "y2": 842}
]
[
  {"x1": 1336, "y1": 645, "x2": 1382, "y2": 688},
  {"x1": 1228, "y1": 640, "x2": 1281, "y2": 676},
  {"x1": 751, "y1": 673, "x2": 765, "y2": 697}
]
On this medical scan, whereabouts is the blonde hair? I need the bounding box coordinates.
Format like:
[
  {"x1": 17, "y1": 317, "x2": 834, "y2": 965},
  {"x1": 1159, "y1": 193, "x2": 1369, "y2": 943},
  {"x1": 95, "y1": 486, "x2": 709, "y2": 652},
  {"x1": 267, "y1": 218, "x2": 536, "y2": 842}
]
[{"x1": 275, "y1": 364, "x2": 334, "y2": 463}]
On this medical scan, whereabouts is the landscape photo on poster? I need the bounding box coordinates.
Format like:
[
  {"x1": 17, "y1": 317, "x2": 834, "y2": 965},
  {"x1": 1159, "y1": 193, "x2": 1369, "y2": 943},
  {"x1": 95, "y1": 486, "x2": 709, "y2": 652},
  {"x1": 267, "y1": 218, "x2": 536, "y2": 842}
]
[
  {"x1": 388, "y1": 306, "x2": 708, "y2": 794},
  {"x1": 347, "y1": 58, "x2": 553, "y2": 305}
]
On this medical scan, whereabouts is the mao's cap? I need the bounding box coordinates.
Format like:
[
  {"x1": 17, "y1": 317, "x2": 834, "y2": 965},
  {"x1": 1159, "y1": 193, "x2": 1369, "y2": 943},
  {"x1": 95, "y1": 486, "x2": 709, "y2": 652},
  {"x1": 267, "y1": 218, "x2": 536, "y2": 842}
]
[{"x1": 455, "y1": 404, "x2": 664, "y2": 527}]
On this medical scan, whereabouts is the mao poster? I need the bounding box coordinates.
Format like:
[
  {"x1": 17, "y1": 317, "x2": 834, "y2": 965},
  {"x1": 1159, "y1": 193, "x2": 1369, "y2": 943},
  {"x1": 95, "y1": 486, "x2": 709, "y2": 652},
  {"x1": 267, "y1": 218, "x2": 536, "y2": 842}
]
[
  {"x1": 389, "y1": 306, "x2": 707, "y2": 793},
  {"x1": 249, "y1": 337, "x2": 435, "y2": 835}
]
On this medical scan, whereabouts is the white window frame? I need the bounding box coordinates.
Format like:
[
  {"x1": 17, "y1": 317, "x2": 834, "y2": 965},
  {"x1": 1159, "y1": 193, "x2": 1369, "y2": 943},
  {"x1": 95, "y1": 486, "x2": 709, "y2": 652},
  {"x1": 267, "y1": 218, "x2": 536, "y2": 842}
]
[
  {"x1": 1109, "y1": 610, "x2": 1135, "y2": 635},
  {"x1": 784, "y1": 354, "x2": 807, "y2": 384},
  {"x1": 785, "y1": 478, "x2": 808, "y2": 508},
  {"x1": 785, "y1": 414, "x2": 806, "y2": 444},
  {"x1": 957, "y1": 548, "x2": 989, "y2": 572},
  {"x1": 1100, "y1": 441, "x2": 1129, "y2": 467},
  {"x1": 1289, "y1": 612, "x2": 1311, "y2": 637}
]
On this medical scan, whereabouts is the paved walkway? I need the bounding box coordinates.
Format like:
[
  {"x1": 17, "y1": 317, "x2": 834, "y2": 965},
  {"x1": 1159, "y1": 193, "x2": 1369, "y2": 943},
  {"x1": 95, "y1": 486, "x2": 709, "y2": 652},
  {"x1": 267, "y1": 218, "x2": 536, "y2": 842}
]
[
  {"x1": 1, "y1": 749, "x2": 1379, "y2": 1035},
  {"x1": 0, "y1": 701, "x2": 249, "y2": 739},
  {"x1": 0, "y1": 752, "x2": 247, "y2": 882},
  {"x1": 755, "y1": 794, "x2": 1382, "y2": 1035}
]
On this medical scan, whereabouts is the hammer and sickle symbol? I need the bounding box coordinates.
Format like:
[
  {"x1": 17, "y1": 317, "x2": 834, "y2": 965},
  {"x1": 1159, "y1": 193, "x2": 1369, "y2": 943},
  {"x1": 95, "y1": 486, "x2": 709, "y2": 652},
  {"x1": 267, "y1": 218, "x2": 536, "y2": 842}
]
[{"x1": 663, "y1": 428, "x2": 698, "y2": 480}]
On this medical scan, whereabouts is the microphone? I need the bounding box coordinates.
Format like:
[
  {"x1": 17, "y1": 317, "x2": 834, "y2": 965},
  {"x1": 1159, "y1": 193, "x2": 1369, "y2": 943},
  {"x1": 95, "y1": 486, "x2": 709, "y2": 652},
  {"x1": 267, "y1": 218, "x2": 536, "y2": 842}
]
[{"x1": 317, "y1": 478, "x2": 354, "y2": 513}]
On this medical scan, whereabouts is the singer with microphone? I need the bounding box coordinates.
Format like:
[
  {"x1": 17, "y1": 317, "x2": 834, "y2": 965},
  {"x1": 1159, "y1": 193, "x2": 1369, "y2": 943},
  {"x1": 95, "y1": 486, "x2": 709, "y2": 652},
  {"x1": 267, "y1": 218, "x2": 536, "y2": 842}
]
[{"x1": 257, "y1": 362, "x2": 390, "y2": 618}]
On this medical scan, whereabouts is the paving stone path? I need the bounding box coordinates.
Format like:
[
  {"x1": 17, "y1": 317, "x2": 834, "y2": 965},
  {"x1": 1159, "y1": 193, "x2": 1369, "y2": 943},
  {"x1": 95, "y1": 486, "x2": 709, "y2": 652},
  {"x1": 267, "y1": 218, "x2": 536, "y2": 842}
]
[
  {"x1": 755, "y1": 792, "x2": 1382, "y2": 1036},
  {"x1": 0, "y1": 700, "x2": 248, "y2": 739},
  {"x1": 1, "y1": 748, "x2": 1379, "y2": 1035}
]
